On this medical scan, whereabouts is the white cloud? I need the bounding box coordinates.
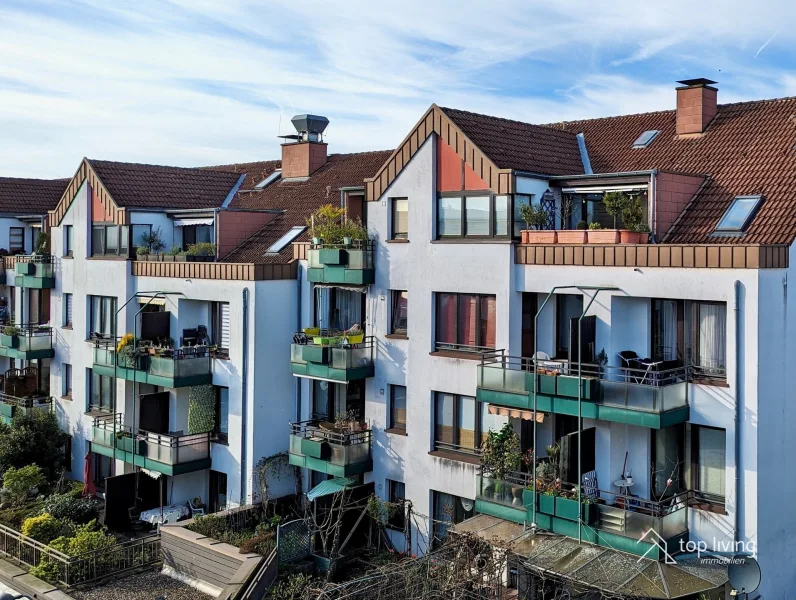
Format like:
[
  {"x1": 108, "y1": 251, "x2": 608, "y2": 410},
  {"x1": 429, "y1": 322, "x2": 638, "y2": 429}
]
[{"x1": 1, "y1": 0, "x2": 796, "y2": 177}]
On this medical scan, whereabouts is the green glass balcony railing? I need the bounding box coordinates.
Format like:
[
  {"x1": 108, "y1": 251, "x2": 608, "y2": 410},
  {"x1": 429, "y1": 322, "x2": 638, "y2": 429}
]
[
  {"x1": 0, "y1": 325, "x2": 54, "y2": 359},
  {"x1": 306, "y1": 240, "x2": 375, "y2": 285},
  {"x1": 288, "y1": 418, "x2": 373, "y2": 477},
  {"x1": 14, "y1": 255, "x2": 55, "y2": 288},
  {"x1": 92, "y1": 340, "x2": 212, "y2": 387}
]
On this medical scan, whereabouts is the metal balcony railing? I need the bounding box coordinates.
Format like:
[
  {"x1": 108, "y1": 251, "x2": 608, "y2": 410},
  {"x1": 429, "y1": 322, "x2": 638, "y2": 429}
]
[
  {"x1": 307, "y1": 239, "x2": 375, "y2": 270},
  {"x1": 0, "y1": 324, "x2": 54, "y2": 353},
  {"x1": 93, "y1": 338, "x2": 211, "y2": 379},
  {"x1": 290, "y1": 334, "x2": 375, "y2": 370},
  {"x1": 290, "y1": 418, "x2": 372, "y2": 467}
]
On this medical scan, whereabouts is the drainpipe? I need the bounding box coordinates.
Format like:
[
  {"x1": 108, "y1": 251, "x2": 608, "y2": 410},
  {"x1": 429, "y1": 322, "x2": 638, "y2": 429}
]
[
  {"x1": 649, "y1": 170, "x2": 658, "y2": 244},
  {"x1": 295, "y1": 265, "x2": 302, "y2": 422},
  {"x1": 241, "y1": 287, "x2": 250, "y2": 505},
  {"x1": 733, "y1": 280, "x2": 741, "y2": 544}
]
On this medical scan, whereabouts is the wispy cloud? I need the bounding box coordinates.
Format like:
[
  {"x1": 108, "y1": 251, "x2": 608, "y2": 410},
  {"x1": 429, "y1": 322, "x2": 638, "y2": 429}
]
[{"x1": 1, "y1": 0, "x2": 796, "y2": 177}]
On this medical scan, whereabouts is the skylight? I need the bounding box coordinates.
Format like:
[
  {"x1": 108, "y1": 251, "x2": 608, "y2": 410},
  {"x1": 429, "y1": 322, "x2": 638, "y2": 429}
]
[
  {"x1": 632, "y1": 130, "x2": 660, "y2": 149},
  {"x1": 265, "y1": 225, "x2": 306, "y2": 255},
  {"x1": 254, "y1": 169, "x2": 282, "y2": 189},
  {"x1": 715, "y1": 195, "x2": 763, "y2": 233}
]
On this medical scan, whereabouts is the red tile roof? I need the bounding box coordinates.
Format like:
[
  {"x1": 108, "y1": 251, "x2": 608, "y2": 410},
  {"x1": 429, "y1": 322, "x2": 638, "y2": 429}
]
[
  {"x1": 441, "y1": 107, "x2": 585, "y2": 176},
  {"x1": 88, "y1": 159, "x2": 243, "y2": 210},
  {"x1": 220, "y1": 150, "x2": 392, "y2": 264},
  {"x1": 201, "y1": 160, "x2": 281, "y2": 190},
  {"x1": 0, "y1": 177, "x2": 69, "y2": 215},
  {"x1": 550, "y1": 97, "x2": 796, "y2": 244}
]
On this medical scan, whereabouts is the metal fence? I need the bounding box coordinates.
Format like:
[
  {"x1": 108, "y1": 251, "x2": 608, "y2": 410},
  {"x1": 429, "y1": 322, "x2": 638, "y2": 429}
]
[
  {"x1": 0, "y1": 522, "x2": 160, "y2": 587},
  {"x1": 276, "y1": 518, "x2": 311, "y2": 565}
]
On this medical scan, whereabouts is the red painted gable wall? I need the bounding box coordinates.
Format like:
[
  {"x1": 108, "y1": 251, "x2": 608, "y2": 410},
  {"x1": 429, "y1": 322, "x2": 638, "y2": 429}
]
[{"x1": 437, "y1": 137, "x2": 489, "y2": 192}]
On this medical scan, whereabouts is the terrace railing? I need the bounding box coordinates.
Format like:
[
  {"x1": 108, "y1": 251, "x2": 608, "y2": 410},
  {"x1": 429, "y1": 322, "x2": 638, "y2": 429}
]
[
  {"x1": 0, "y1": 521, "x2": 160, "y2": 587},
  {"x1": 0, "y1": 324, "x2": 54, "y2": 353},
  {"x1": 93, "y1": 339, "x2": 212, "y2": 379},
  {"x1": 290, "y1": 418, "x2": 372, "y2": 468}
]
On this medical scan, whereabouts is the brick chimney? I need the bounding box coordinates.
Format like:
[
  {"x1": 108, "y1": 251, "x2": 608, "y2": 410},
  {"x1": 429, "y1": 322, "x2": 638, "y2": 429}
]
[
  {"x1": 280, "y1": 114, "x2": 329, "y2": 178},
  {"x1": 676, "y1": 78, "x2": 718, "y2": 136}
]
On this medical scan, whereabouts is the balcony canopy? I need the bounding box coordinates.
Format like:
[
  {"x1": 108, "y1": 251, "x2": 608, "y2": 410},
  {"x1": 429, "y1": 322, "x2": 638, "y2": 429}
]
[{"x1": 307, "y1": 476, "x2": 357, "y2": 501}]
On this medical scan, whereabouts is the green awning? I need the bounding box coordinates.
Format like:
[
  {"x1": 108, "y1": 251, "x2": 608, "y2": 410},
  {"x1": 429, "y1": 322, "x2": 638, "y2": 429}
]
[{"x1": 307, "y1": 477, "x2": 357, "y2": 501}]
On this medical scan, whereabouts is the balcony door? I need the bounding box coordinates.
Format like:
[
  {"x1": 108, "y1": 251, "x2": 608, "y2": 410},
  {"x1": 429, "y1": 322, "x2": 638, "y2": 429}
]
[
  {"x1": 312, "y1": 379, "x2": 365, "y2": 422},
  {"x1": 521, "y1": 293, "x2": 537, "y2": 359},
  {"x1": 315, "y1": 286, "x2": 364, "y2": 332},
  {"x1": 139, "y1": 391, "x2": 169, "y2": 434},
  {"x1": 651, "y1": 299, "x2": 684, "y2": 365}
]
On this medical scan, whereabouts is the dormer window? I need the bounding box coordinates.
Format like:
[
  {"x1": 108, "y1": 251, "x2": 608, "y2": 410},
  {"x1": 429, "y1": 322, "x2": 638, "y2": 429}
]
[
  {"x1": 632, "y1": 130, "x2": 660, "y2": 149},
  {"x1": 714, "y1": 195, "x2": 763, "y2": 233}
]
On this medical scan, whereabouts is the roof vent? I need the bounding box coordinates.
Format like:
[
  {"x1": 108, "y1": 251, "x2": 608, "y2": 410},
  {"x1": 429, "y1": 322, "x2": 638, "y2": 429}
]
[
  {"x1": 632, "y1": 130, "x2": 660, "y2": 149},
  {"x1": 279, "y1": 114, "x2": 329, "y2": 144}
]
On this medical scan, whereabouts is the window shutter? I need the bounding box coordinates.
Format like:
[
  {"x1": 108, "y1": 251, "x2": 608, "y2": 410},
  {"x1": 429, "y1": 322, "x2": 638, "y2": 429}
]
[{"x1": 219, "y1": 303, "x2": 231, "y2": 350}]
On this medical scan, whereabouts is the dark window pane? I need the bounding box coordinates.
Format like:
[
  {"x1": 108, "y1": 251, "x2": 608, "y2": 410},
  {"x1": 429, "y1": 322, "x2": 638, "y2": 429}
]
[
  {"x1": 457, "y1": 294, "x2": 477, "y2": 347},
  {"x1": 437, "y1": 294, "x2": 456, "y2": 345},
  {"x1": 391, "y1": 291, "x2": 408, "y2": 334},
  {"x1": 458, "y1": 396, "x2": 476, "y2": 449},
  {"x1": 438, "y1": 197, "x2": 462, "y2": 237},
  {"x1": 494, "y1": 195, "x2": 509, "y2": 236},
  {"x1": 105, "y1": 225, "x2": 119, "y2": 253},
  {"x1": 465, "y1": 196, "x2": 490, "y2": 236},
  {"x1": 392, "y1": 198, "x2": 409, "y2": 239},
  {"x1": 479, "y1": 296, "x2": 496, "y2": 348},
  {"x1": 92, "y1": 227, "x2": 104, "y2": 255},
  {"x1": 435, "y1": 393, "x2": 454, "y2": 445},
  {"x1": 391, "y1": 385, "x2": 406, "y2": 430}
]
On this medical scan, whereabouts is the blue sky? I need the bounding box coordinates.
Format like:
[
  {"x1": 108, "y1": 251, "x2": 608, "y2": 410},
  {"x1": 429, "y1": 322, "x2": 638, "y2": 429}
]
[{"x1": 1, "y1": 0, "x2": 795, "y2": 178}]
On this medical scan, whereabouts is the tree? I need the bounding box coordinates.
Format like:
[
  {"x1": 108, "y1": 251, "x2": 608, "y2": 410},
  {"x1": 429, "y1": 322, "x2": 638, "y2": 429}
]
[{"x1": 0, "y1": 411, "x2": 70, "y2": 482}]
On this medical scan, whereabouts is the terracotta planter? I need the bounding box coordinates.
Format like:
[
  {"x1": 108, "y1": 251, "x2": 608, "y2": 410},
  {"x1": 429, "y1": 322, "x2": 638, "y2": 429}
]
[
  {"x1": 556, "y1": 230, "x2": 587, "y2": 244},
  {"x1": 587, "y1": 229, "x2": 620, "y2": 244},
  {"x1": 619, "y1": 230, "x2": 649, "y2": 244},
  {"x1": 522, "y1": 230, "x2": 557, "y2": 244}
]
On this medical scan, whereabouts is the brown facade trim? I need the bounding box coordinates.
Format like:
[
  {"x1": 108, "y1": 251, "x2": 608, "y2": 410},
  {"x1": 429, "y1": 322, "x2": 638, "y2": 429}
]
[
  {"x1": 293, "y1": 241, "x2": 310, "y2": 261},
  {"x1": 131, "y1": 260, "x2": 297, "y2": 281},
  {"x1": 364, "y1": 105, "x2": 514, "y2": 201},
  {"x1": 48, "y1": 159, "x2": 128, "y2": 228},
  {"x1": 515, "y1": 243, "x2": 789, "y2": 269}
]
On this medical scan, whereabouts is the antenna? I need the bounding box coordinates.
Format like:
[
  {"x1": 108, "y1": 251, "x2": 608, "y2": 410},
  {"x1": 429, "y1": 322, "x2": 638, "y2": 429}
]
[{"x1": 728, "y1": 555, "x2": 762, "y2": 596}]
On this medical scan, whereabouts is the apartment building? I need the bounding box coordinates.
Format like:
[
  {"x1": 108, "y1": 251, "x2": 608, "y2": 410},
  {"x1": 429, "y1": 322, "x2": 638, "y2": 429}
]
[
  {"x1": 21, "y1": 117, "x2": 391, "y2": 516},
  {"x1": 0, "y1": 176, "x2": 68, "y2": 424},
  {"x1": 288, "y1": 79, "x2": 796, "y2": 598}
]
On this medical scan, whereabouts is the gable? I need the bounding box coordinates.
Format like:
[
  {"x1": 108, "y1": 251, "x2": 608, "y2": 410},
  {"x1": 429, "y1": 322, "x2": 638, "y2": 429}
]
[
  {"x1": 48, "y1": 159, "x2": 127, "y2": 228},
  {"x1": 365, "y1": 105, "x2": 514, "y2": 201}
]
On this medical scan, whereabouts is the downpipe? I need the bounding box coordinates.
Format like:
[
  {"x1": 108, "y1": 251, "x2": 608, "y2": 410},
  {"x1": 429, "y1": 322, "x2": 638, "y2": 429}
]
[
  {"x1": 733, "y1": 280, "x2": 741, "y2": 545},
  {"x1": 241, "y1": 287, "x2": 250, "y2": 505}
]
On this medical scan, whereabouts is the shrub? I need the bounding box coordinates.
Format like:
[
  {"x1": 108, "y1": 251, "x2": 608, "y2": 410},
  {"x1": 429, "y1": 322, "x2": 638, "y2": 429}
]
[
  {"x1": 2, "y1": 325, "x2": 21, "y2": 336},
  {"x1": 29, "y1": 558, "x2": 62, "y2": 583},
  {"x1": 166, "y1": 245, "x2": 182, "y2": 256},
  {"x1": 3, "y1": 465, "x2": 45, "y2": 506},
  {"x1": 136, "y1": 245, "x2": 149, "y2": 256},
  {"x1": 66, "y1": 520, "x2": 117, "y2": 555},
  {"x1": 575, "y1": 220, "x2": 587, "y2": 230},
  {"x1": 239, "y1": 531, "x2": 275, "y2": 556},
  {"x1": 139, "y1": 226, "x2": 165, "y2": 253},
  {"x1": 44, "y1": 493, "x2": 101, "y2": 524},
  {"x1": 0, "y1": 411, "x2": 70, "y2": 483},
  {"x1": 21, "y1": 513, "x2": 74, "y2": 544},
  {"x1": 588, "y1": 222, "x2": 602, "y2": 230},
  {"x1": 519, "y1": 202, "x2": 549, "y2": 230},
  {"x1": 188, "y1": 513, "x2": 228, "y2": 539},
  {"x1": 266, "y1": 573, "x2": 318, "y2": 600},
  {"x1": 34, "y1": 231, "x2": 50, "y2": 254},
  {"x1": 186, "y1": 242, "x2": 216, "y2": 257}
]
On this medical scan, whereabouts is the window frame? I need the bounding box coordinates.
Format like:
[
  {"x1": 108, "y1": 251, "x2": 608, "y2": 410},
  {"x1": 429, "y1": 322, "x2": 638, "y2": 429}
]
[
  {"x1": 62, "y1": 363, "x2": 72, "y2": 398},
  {"x1": 88, "y1": 370, "x2": 114, "y2": 413},
  {"x1": 714, "y1": 195, "x2": 763, "y2": 233},
  {"x1": 389, "y1": 290, "x2": 408, "y2": 336},
  {"x1": 690, "y1": 425, "x2": 727, "y2": 509},
  {"x1": 386, "y1": 479, "x2": 406, "y2": 530},
  {"x1": 63, "y1": 293, "x2": 73, "y2": 328},
  {"x1": 388, "y1": 384, "x2": 407, "y2": 433},
  {"x1": 686, "y1": 300, "x2": 727, "y2": 377},
  {"x1": 64, "y1": 225, "x2": 73, "y2": 257},
  {"x1": 9, "y1": 227, "x2": 24, "y2": 254},
  {"x1": 213, "y1": 386, "x2": 229, "y2": 443},
  {"x1": 91, "y1": 223, "x2": 130, "y2": 257},
  {"x1": 88, "y1": 295, "x2": 117, "y2": 339},
  {"x1": 390, "y1": 197, "x2": 409, "y2": 240},
  {"x1": 435, "y1": 292, "x2": 497, "y2": 351},
  {"x1": 435, "y1": 191, "x2": 511, "y2": 240},
  {"x1": 433, "y1": 391, "x2": 481, "y2": 456}
]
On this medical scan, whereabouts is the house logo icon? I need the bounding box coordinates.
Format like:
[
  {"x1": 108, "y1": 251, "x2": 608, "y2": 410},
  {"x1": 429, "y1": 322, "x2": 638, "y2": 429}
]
[{"x1": 638, "y1": 528, "x2": 677, "y2": 565}]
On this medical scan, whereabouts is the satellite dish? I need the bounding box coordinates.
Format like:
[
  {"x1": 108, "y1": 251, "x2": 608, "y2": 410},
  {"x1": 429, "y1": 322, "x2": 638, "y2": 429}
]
[{"x1": 728, "y1": 555, "x2": 761, "y2": 594}]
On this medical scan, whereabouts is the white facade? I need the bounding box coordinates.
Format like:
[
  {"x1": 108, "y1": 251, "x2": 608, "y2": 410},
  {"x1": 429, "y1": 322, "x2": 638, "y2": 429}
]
[{"x1": 357, "y1": 132, "x2": 796, "y2": 597}]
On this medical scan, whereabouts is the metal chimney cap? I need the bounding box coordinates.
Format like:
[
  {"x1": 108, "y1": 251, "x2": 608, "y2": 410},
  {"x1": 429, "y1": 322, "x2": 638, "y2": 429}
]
[{"x1": 291, "y1": 114, "x2": 329, "y2": 135}]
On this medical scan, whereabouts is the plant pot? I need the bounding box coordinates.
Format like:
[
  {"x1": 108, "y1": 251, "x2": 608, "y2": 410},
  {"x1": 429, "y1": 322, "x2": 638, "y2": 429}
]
[
  {"x1": 587, "y1": 229, "x2": 620, "y2": 244},
  {"x1": 522, "y1": 230, "x2": 557, "y2": 244},
  {"x1": 162, "y1": 255, "x2": 175, "y2": 262},
  {"x1": 174, "y1": 255, "x2": 188, "y2": 262},
  {"x1": 619, "y1": 230, "x2": 649, "y2": 244},
  {"x1": 556, "y1": 230, "x2": 587, "y2": 244}
]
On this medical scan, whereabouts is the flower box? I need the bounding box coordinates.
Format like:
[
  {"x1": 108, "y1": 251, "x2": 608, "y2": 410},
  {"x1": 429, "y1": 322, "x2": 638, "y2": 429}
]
[
  {"x1": 522, "y1": 231, "x2": 557, "y2": 244},
  {"x1": 0, "y1": 334, "x2": 19, "y2": 348},
  {"x1": 555, "y1": 375, "x2": 598, "y2": 400},
  {"x1": 587, "y1": 229, "x2": 620, "y2": 244},
  {"x1": 538, "y1": 493, "x2": 556, "y2": 516},
  {"x1": 556, "y1": 230, "x2": 587, "y2": 244},
  {"x1": 554, "y1": 496, "x2": 597, "y2": 524},
  {"x1": 619, "y1": 231, "x2": 649, "y2": 244},
  {"x1": 318, "y1": 248, "x2": 345, "y2": 265},
  {"x1": 536, "y1": 373, "x2": 558, "y2": 396}
]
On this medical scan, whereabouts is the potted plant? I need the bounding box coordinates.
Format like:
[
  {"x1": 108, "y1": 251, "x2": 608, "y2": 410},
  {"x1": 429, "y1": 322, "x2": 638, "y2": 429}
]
[
  {"x1": 519, "y1": 202, "x2": 556, "y2": 244},
  {"x1": 587, "y1": 221, "x2": 619, "y2": 244},
  {"x1": 139, "y1": 226, "x2": 166, "y2": 257},
  {"x1": 557, "y1": 228, "x2": 587, "y2": 244},
  {"x1": 620, "y1": 196, "x2": 650, "y2": 244},
  {"x1": 163, "y1": 246, "x2": 185, "y2": 262},
  {"x1": 135, "y1": 246, "x2": 150, "y2": 260},
  {"x1": 307, "y1": 204, "x2": 346, "y2": 246},
  {"x1": 186, "y1": 243, "x2": 216, "y2": 262}
]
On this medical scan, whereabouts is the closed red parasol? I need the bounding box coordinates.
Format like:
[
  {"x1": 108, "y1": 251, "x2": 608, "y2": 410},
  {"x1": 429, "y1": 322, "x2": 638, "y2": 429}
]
[{"x1": 82, "y1": 453, "x2": 97, "y2": 498}]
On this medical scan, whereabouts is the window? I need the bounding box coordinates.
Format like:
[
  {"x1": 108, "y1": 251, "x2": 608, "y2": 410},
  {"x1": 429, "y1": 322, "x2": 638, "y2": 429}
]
[
  {"x1": 89, "y1": 296, "x2": 116, "y2": 339},
  {"x1": 89, "y1": 370, "x2": 114, "y2": 412},
  {"x1": 652, "y1": 425, "x2": 684, "y2": 497},
  {"x1": 692, "y1": 426, "x2": 726, "y2": 504},
  {"x1": 391, "y1": 198, "x2": 408, "y2": 240},
  {"x1": 212, "y1": 301, "x2": 230, "y2": 354},
  {"x1": 715, "y1": 195, "x2": 763, "y2": 233},
  {"x1": 265, "y1": 226, "x2": 306, "y2": 255},
  {"x1": 436, "y1": 293, "x2": 496, "y2": 351},
  {"x1": 513, "y1": 195, "x2": 533, "y2": 238},
  {"x1": 64, "y1": 225, "x2": 73, "y2": 256},
  {"x1": 686, "y1": 301, "x2": 726, "y2": 375},
  {"x1": 556, "y1": 294, "x2": 583, "y2": 358},
  {"x1": 132, "y1": 224, "x2": 152, "y2": 251},
  {"x1": 62, "y1": 363, "x2": 72, "y2": 397},
  {"x1": 28, "y1": 289, "x2": 50, "y2": 325},
  {"x1": 434, "y1": 392, "x2": 484, "y2": 455},
  {"x1": 632, "y1": 130, "x2": 661, "y2": 149},
  {"x1": 437, "y1": 193, "x2": 508, "y2": 239},
  {"x1": 389, "y1": 385, "x2": 406, "y2": 432},
  {"x1": 214, "y1": 386, "x2": 229, "y2": 442},
  {"x1": 93, "y1": 453, "x2": 112, "y2": 489},
  {"x1": 432, "y1": 491, "x2": 474, "y2": 546},
  {"x1": 651, "y1": 299, "x2": 684, "y2": 363},
  {"x1": 181, "y1": 224, "x2": 213, "y2": 251},
  {"x1": 386, "y1": 480, "x2": 406, "y2": 530},
  {"x1": 9, "y1": 227, "x2": 23, "y2": 253},
  {"x1": 91, "y1": 224, "x2": 129, "y2": 256},
  {"x1": 63, "y1": 293, "x2": 73, "y2": 328},
  {"x1": 390, "y1": 291, "x2": 408, "y2": 335}
]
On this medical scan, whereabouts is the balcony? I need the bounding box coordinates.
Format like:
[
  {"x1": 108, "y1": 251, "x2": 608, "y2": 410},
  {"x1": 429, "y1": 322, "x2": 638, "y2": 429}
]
[
  {"x1": 288, "y1": 419, "x2": 373, "y2": 477},
  {"x1": 290, "y1": 333, "x2": 374, "y2": 382},
  {"x1": 93, "y1": 340, "x2": 212, "y2": 388},
  {"x1": 474, "y1": 468, "x2": 690, "y2": 561},
  {"x1": 0, "y1": 391, "x2": 51, "y2": 424},
  {"x1": 476, "y1": 352, "x2": 696, "y2": 429},
  {"x1": 91, "y1": 414, "x2": 211, "y2": 476},
  {"x1": 306, "y1": 241, "x2": 375, "y2": 286},
  {"x1": 14, "y1": 255, "x2": 55, "y2": 288},
  {"x1": 0, "y1": 325, "x2": 54, "y2": 359}
]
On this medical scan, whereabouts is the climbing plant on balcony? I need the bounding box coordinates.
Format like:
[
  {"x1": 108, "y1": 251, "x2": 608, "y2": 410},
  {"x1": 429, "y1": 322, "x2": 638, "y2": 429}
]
[{"x1": 187, "y1": 385, "x2": 216, "y2": 434}]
